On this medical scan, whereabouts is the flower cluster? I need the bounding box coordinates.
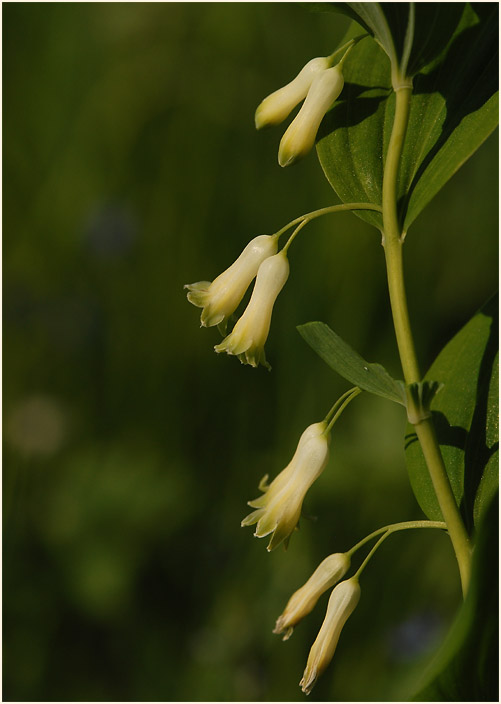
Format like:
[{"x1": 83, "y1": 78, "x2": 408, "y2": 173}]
[
  {"x1": 272, "y1": 551, "x2": 360, "y2": 694},
  {"x1": 215, "y1": 251, "x2": 289, "y2": 370},
  {"x1": 185, "y1": 235, "x2": 288, "y2": 369},
  {"x1": 255, "y1": 55, "x2": 345, "y2": 166},
  {"x1": 185, "y1": 47, "x2": 361, "y2": 694},
  {"x1": 184, "y1": 234, "x2": 278, "y2": 332}
]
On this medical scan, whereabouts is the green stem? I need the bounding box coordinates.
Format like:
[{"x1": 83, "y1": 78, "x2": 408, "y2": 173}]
[
  {"x1": 282, "y1": 218, "x2": 309, "y2": 253},
  {"x1": 381, "y1": 87, "x2": 420, "y2": 384},
  {"x1": 382, "y1": 86, "x2": 472, "y2": 596},
  {"x1": 347, "y1": 519, "x2": 446, "y2": 557},
  {"x1": 324, "y1": 387, "x2": 361, "y2": 435},
  {"x1": 324, "y1": 387, "x2": 360, "y2": 424},
  {"x1": 414, "y1": 419, "x2": 472, "y2": 593},
  {"x1": 274, "y1": 202, "x2": 382, "y2": 241},
  {"x1": 328, "y1": 34, "x2": 368, "y2": 66},
  {"x1": 354, "y1": 532, "x2": 389, "y2": 579},
  {"x1": 352, "y1": 520, "x2": 447, "y2": 579}
]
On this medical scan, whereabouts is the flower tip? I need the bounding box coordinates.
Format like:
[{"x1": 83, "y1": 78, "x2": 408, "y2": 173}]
[
  {"x1": 274, "y1": 618, "x2": 294, "y2": 641},
  {"x1": 254, "y1": 106, "x2": 267, "y2": 130},
  {"x1": 266, "y1": 536, "x2": 280, "y2": 552},
  {"x1": 300, "y1": 669, "x2": 317, "y2": 696},
  {"x1": 278, "y1": 151, "x2": 298, "y2": 168},
  {"x1": 254, "y1": 94, "x2": 290, "y2": 130}
]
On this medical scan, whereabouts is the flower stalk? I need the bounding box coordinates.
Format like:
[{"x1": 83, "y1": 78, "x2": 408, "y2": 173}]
[
  {"x1": 274, "y1": 201, "x2": 382, "y2": 244},
  {"x1": 324, "y1": 387, "x2": 360, "y2": 434},
  {"x1": 347, "y1": 519, "x2": 447, "y2": 559},
  {"x1": 350, "y1": 520, "x2": 447, "y2": 579}
]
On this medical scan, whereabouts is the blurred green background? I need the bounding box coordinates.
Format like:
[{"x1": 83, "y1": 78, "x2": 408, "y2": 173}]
[{"x1": 3, "y1": 3, "x2": 498, "y2": 702}]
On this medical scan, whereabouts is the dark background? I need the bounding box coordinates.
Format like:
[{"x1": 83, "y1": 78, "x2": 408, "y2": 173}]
[{"x1": 3, "y1": 3, "x2": 498, "y2": 701}]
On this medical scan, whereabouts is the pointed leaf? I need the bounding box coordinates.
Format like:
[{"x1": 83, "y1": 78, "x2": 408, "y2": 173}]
[
  {"x1": 405, "y1": 296, "x2": 498, "y2": 531},
  {"x1": 317, "y1": 4, "x2": 498, "y2": 231},
  {"x1": 329, "y1": 3, "x2": 464, "y2": 78},
  {"x1": 298, "y1": 321, "x2": 405, "y2": 404}
]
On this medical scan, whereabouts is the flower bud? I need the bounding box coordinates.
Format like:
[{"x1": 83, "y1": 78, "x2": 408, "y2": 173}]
[
  {"x1": 184, "y1": 234, "x2": 278, "y2": 330},
  {"x1": 274, "y1": 552, "x2": 351, "y2": 640},
  {"x1": 300, "y1": 577, "x2": 360, "y2": 695},
  {"x1": 278, "y1": 65, "x2": 344, "y2": 167},
  {"x1": 214, "y1": 251, "x2": 289, "y2": 370},
  {"x1": 255, "y1": 56, "x2": 331, "y2": 129},
  {"x1": 241, "y1": 421, "x2": 330, "y2": 550}
]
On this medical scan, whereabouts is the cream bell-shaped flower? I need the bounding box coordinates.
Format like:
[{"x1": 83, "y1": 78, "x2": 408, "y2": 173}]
[
  {"x1": 184, "y1": 234, "x2": 278, "y2": 331},
  {"x1": 241, "y1": 422, "x2": 330, "y2": 551},
  {"x1": 214, "y1": 251, "x2": 289, "y2": 370},
  {"x1": 274, "y1": 552, "x2": 351, "y2": 641},
  {"x1": 255, "y1": 56, "x2": 331, "y2": 129},
  {"x1": 300, "y1": 577, "x2": 361, "y2": 695},
  {"x1": 278, "y1": 65, "x2": 344, "y2": 167}
]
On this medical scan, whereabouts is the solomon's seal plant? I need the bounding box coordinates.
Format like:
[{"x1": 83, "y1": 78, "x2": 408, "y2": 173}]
[{"x1": 185, "y1": 3, "x2": 498, "y2": 699}]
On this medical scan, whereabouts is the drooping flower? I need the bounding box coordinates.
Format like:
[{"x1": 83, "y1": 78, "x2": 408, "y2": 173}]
[
  {"x1": 255, "y1": 56, "x2": 331, "y2": 129},
  {"x1": 214, "y1": 251, "x2": 289, "y2": 369},
  {"x1": 300, "y1": 577, "x2": 361, "y2": 695},
  {"x1": 274, "y1": 552, "x2": 351, "y2": 640},
  {"x1": 241, "y1": 421, "x2": 330, "y2": 550},
  {"x1": 184, "y1": 234, "x2": 278, "y2": 331},
  {"x1": 278, "y1": 65, "x2": 344, "y2": 167}
]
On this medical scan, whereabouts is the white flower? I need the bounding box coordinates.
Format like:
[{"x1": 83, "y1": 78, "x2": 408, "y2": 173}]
[
  {"x1": 241, "y1": 422, "x2": 330, "y2": 550},
  {"x1": 255, "y1": 56, "x2": 331, "y2": 129},
  {"x1": 184, "y1": 234, "x2": 278, "y2": 331},
  {"x1": 214, "y1": 251, "x2": 289, "y2": 370},
  {"x1": 278, "y1": 65, "x2": 344, "y2": 167},
  {"x1": 274, "y1": 553, "x2": 351, "y2": 640},
  {"x1": 300, "y1": 577, "x2": 361, "y2": 695}
]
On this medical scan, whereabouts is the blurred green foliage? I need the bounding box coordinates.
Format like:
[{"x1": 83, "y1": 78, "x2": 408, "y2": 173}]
[{"x1": 3, "y1": 3, "x2": 497, "y2": 702}]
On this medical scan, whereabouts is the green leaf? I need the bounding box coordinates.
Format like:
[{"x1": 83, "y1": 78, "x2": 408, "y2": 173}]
[
  {"x1": 330, "y1": 3, "x2": 463, "y2": 79},
  {"x1": 339, "y1": 4, "x2": 400, "y2": 70},
  {"x1": 317, "y1": 3, "x2": 499, "y2": 231},
  {"x1": 297, "y1": 321, "x2": 405, "y2": 405},
  {"x1": 405, "y1": 296, "x2": 498, "y2": 531},
  {"x1": 473, "y1": 351, "x2": 498, "y2": 526},
  {"x1": 411, "y1": 492, "x2": 498, "y2": 701}
]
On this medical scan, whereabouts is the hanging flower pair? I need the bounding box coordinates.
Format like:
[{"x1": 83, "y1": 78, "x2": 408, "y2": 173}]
[
  {"x1": 278, "y1": 559, "x2": 360, "y2": 696},
  {"x1": 255, "y1": 55, "x2": 345, "y2": 166},
  {"x1": 185, "y1": 234, "x2": 288, "y2": 370}
]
